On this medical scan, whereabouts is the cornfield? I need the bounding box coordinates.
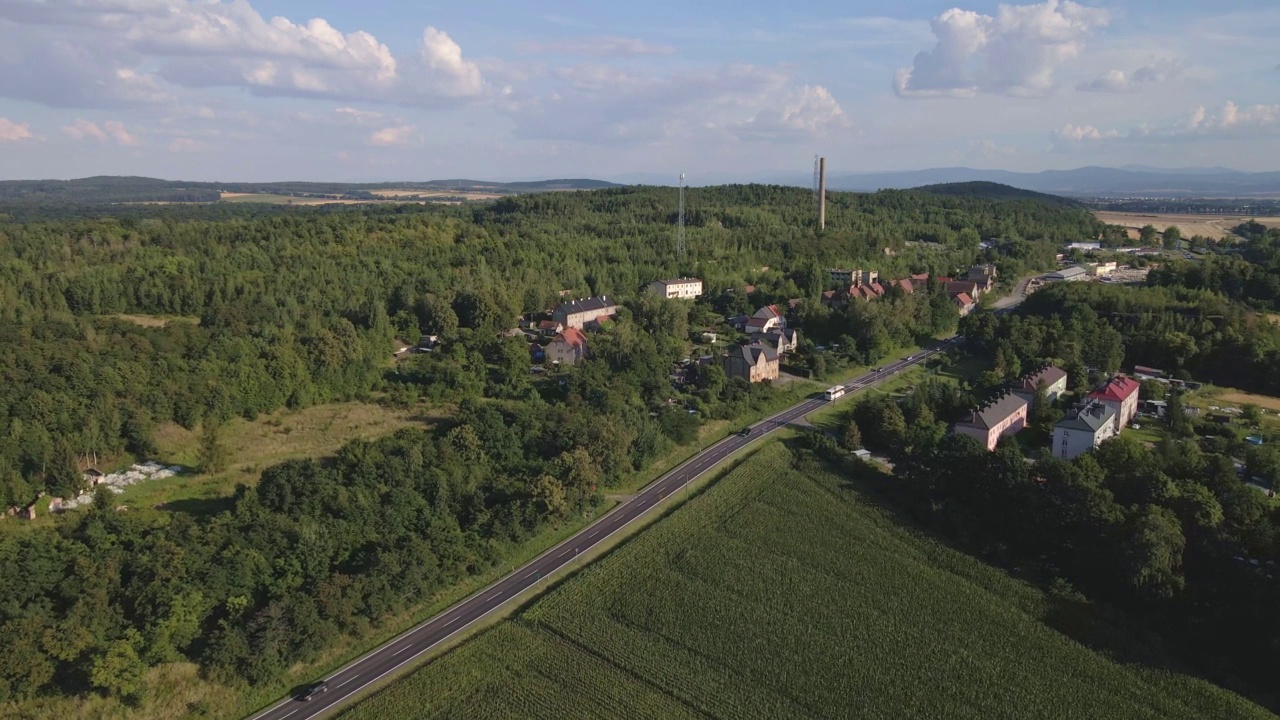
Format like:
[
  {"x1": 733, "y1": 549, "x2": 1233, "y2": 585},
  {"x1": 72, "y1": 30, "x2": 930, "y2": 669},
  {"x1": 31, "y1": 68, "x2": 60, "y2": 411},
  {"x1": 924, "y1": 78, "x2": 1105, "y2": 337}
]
[{"x1": 341, "y1": 443, "x2": 1273, "y2": 720}]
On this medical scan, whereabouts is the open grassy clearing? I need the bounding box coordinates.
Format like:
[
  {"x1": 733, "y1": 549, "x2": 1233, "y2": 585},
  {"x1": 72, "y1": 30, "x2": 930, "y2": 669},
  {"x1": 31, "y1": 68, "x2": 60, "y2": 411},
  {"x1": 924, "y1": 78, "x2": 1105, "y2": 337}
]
[
  {"x1": 343, "y1": 442, "x2": 1271, "y2": 720},
  {"x1": 1093, "y1": 211, "x2": 1280, "y2": 240},
  {"x1": 1209, "y1": 388, "x2": 1280, "y2": 413},
  {"x1": 104, "y1": 313, "x2": 200, "y2": 328},
  {"x1": 137, "y1": 401, "x2": 428, "y2": 507}
]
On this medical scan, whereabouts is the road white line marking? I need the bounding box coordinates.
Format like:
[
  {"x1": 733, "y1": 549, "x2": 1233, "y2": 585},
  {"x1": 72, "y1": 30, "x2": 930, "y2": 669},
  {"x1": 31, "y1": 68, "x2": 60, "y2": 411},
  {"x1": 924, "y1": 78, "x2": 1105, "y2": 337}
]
[
  {"x1": 393, "y1": 645, "x2": 411, "y2": 656},
  {"x1": 524, "y1": 571, "x2": 536, "y2": 579},
  {"x1": 278, "y1": 710, "x2": 298, "y2": 720},
  {"x1": 337, "y1": 675, "x2": 359, "y2": 688},
  {"x1": 444, "y1": 617, "x2": 457, "y2": 626}
]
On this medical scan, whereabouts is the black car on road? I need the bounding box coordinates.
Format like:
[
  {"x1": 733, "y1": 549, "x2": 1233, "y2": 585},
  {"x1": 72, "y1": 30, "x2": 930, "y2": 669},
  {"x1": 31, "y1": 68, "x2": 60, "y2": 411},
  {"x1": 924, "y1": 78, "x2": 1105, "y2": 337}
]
[{"x1": 298, "y1": 681, "x2": 329, "y2": 701}]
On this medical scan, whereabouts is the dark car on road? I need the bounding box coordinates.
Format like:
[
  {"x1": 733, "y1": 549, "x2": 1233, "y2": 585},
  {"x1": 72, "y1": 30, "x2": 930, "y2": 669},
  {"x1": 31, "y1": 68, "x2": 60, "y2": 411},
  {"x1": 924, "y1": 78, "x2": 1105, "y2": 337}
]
[
  {"x1": 298, "y1": 681, "x2": 329, "y2": 701},
  {"x1": 738, "y1": 428, "x2": 752, "y2": 437}
]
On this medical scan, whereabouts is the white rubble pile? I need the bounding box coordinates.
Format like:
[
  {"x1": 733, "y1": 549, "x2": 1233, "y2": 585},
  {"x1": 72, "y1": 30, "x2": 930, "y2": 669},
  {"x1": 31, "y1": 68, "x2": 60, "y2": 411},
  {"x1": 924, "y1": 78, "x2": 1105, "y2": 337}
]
[{"x1": 58, "y1": 462, "x2": 182, "y2": 511}]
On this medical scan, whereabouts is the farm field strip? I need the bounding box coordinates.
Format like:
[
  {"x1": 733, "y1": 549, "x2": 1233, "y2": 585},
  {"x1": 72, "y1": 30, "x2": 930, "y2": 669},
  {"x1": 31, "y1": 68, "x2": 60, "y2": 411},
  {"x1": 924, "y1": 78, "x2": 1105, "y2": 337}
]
[
  {"x1": 1092, "y1": 211, "x2": 1280, "y2": 239},
  {"x1": 341, "y1": 443, "x2": 1276, "y2": 720}
]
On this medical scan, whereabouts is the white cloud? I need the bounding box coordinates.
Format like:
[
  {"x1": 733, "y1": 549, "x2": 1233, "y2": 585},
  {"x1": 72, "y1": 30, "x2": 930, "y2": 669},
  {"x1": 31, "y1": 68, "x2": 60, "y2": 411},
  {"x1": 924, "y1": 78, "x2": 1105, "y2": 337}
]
[
  {"x1": 0, "y1": 118, "x2": 34, "y2": 143},
  {"x1": 415, "y1": 27, "x2": 485, "y2": 98},
  {"x1": 62, "y1": 119, "x2": 108, "y2": 142},
  {"x1": 334, "y1": 107, "x2": 383, "y2": 124},
  {"x1": 0, "y1": 0, "x2": 485, "y2": 107},
  {"x1": 369, "y1": 124, "x2": 416, "y2": 146},
  {"x1": 1077, "y1": 59, "x2": 1183, "y2": 92},
  {"x1": 1054, "y1": 123, "x2": 1120, "y2": 141},
  {"x1": 61, "y1": 119, "x2": 137, "y2": 144},
  {"x1": 168, "y1": 138, "x2": 205, "y2": 152},
  {"x1": 516, "y1": 36, "x2": 677, "y2": 57},
  {"x1": 508, "y1": 63, "x2": 842, "y2": 146},
  {"x1": 104, "y1": 120, "x2": 137, "y2": 145},
  {"x1": 895, "y1": 0, "x2": 1110, "y2": 98},
  {"x1": 733, "y1": 85, "x2": 852, "y2": 140},
  {"x1": 1183, "y1": 101, "x2": 1280, "y2": 134},
  {"x1": 1055, "y1": 101, "x2": 1280, "y2": 147}
]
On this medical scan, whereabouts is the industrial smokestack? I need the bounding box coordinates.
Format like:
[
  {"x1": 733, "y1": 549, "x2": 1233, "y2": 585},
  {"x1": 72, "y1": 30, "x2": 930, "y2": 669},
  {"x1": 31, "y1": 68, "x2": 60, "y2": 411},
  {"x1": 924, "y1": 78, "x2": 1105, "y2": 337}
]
[{"x1": 818, "y1": 157, "x2": 826, "y2": 231}]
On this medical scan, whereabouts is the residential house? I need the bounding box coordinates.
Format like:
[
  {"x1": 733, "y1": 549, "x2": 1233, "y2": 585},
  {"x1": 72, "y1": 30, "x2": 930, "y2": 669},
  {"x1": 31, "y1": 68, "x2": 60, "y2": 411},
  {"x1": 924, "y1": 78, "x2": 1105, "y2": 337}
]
[
  {"x1": 722, "y1": 343, "x2": 780, "y2": 383},
  {"x1": 952, "y1": 292, "x2": 976, "y2": 316},
  {"x1": 889, "y1": 278, "x2": 915, "y2": 295},
  {"x1": 829, "y1": 268, "x2": 857, "y2": 285},
  {"x1": 966, "y1": 264, "x2": 998, "y2": 292},
  {"x1": 1052, "y1": 400, "x2": 1117, "y2": 459},
  {"x1": 820, "y1": 290, "x2": 844, "y2": 309},
  {"x1": 1018, "y1": 366, "x2": 1068, "y2": 402},
  {"x1": 547, "y1": 328, "x2": 589, "y2": 365},
  {"x1": 1047, "y1": 266, "x2": 1087, "y2": 282},
  {"x1": 745, "y1": 305, "x2": 786, "y2": 333},
  {"x1": 529, "y1": 342, "x2": 545, "y2": 363},
  {"x1": 953, "y1": 392, "x2": 1029, "y2": 451},
  {"x1": 650, "y1": 277, "x2": 704, "y2": 299},
  {"x1": 553, "y1": 295, "x2": 618, "y2": 329},
  {"x1": 946, "y1": 279, "x2": 982, "y2": 299},
  {"x1": 752, "y1": 328, "x2": 799, "y2": 356},
  {"x1": 538, "y1": 319, "x2": 564, "y2": 336},
  {"x1": 861, "y1": 270, "x2": 879, "y2": 286},
  {"x1": 909, "y1": 272, "x2": 931, "y2": 290},
  {"x1": 1087, "y1": 376, "x2": 1141, "y2": 431},
  {"x1": 1085, "y1": 261, "x2": 1117, "y2": 277}
]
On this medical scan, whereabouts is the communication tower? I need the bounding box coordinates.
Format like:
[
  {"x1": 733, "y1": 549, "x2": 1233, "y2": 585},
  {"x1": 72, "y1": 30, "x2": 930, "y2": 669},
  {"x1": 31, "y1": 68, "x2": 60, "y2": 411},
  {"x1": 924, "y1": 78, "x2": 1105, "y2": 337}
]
[{"x1": 677, "y1": 172, "x2": 687, "y2": 258}]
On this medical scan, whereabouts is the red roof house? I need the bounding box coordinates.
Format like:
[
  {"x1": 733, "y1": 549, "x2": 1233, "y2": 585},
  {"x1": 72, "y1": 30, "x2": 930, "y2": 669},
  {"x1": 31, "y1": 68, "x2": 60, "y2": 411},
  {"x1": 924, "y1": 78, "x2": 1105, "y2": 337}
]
[
  {"x1": 547, "y1": 327, "x2": 589, "y2": 366},
  {"x1": 1087, "y1": 376, "x2": 1141, "y2": 431}
]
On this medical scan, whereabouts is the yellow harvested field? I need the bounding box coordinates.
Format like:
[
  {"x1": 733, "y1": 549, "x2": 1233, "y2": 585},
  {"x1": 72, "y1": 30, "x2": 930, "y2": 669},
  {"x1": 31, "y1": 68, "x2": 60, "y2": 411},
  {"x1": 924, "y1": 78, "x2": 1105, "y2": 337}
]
[
  {"x1": 370, "y1": 189, "x2": 504, "y2": 199},
  {"x1": 1093, "y1": 211, "x2": 1280, "y2": 240},
  {"x1": 1210, "y1": 389, "x2": 1280, "y2": 413}
]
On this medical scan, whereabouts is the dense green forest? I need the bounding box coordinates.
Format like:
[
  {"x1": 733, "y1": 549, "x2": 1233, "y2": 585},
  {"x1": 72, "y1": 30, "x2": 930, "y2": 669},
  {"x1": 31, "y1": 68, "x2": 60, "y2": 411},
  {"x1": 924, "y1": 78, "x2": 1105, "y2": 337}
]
[
  {"x1": 0, "y1": 185, "x2": 1099, "y2": 509},
  {"x1": 825, "y1": 275, "x2": 1280, "y2": 707},
  {"x1": 821, "y1": 381, "x2": 1280, "y2": 708},
  {"x1": 1147, "y1": 225, "x2": 1280, "y2": 309},
  {"x1": 0, "y1": 184, "x2": 1102, "y2": 710},
  {"x1": 970, "y1": 281, "x2": 1280, "y2": 395}
]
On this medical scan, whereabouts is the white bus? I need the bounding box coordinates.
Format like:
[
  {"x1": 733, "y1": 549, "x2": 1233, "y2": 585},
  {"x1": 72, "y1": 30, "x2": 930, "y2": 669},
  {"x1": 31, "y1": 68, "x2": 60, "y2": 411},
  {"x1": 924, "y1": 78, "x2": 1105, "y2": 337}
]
[{"x1": 824, "y1": 386, "x2": 846, "y2": 401}]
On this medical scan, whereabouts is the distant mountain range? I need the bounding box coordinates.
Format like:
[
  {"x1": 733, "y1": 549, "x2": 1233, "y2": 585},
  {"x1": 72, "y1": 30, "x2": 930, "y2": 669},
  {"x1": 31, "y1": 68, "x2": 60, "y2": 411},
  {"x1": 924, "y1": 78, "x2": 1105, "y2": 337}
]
[
  {"x1": 0, "y1": 176, "x2": 622, "y2": 205},
  {"x1": 4, "y1": 167, "x2": 1278, "y2": 205},
  {"x1": 814, "y1": 166, "x2": 1280, "y2": 198},
  {"x1": 604, "y1": 166, "x2": 1280, "y2": 198}
]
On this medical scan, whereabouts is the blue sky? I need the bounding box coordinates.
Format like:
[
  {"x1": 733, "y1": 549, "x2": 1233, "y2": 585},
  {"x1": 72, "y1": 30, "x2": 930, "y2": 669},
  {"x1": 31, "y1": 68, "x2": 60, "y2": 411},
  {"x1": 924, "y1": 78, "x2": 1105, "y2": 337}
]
[{"x1": 0, "y1": 0, "x2": 1276, "y2": 181}]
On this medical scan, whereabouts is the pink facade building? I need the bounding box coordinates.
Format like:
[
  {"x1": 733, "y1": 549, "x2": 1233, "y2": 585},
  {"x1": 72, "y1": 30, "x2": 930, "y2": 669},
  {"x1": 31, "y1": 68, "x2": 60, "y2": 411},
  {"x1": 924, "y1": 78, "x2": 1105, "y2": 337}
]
[{"x1": 954, "y1": 392, "x2": 1030, "y2": 451}]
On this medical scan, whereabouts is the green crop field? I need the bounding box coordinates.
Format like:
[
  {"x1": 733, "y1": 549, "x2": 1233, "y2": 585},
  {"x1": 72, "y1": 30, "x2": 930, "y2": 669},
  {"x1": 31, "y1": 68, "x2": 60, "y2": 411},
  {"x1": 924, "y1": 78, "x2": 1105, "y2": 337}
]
[{"x1": 341, "y1": 443, "x2": 1274, "y2": 720}]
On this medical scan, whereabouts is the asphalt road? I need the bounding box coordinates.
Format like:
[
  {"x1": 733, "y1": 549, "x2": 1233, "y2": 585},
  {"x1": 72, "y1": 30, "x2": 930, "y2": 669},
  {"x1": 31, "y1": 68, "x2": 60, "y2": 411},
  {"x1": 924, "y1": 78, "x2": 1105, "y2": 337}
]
[{"x1": 248, "y1": 342, "x2": 959, "y2": 720}]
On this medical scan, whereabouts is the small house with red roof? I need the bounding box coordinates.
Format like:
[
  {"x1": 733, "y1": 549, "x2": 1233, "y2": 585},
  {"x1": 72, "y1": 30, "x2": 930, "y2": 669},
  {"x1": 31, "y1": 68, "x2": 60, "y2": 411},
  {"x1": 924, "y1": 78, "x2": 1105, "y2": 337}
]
[
  {"x1": 952, "y1": 292, "x2": 976, "y2": 316},
  {"x1": 745, "y1": 305, "x2": 785, "y2": 333},
  {"x1": 548, "y1": 327, "x2": 589, "y2": 366},
  {"x1": 1087, "y1": 376, "x2": 1141, "y2": 431},
  {"x1": 946, "y1": 279, "x2": 982, "y2": 299}
]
